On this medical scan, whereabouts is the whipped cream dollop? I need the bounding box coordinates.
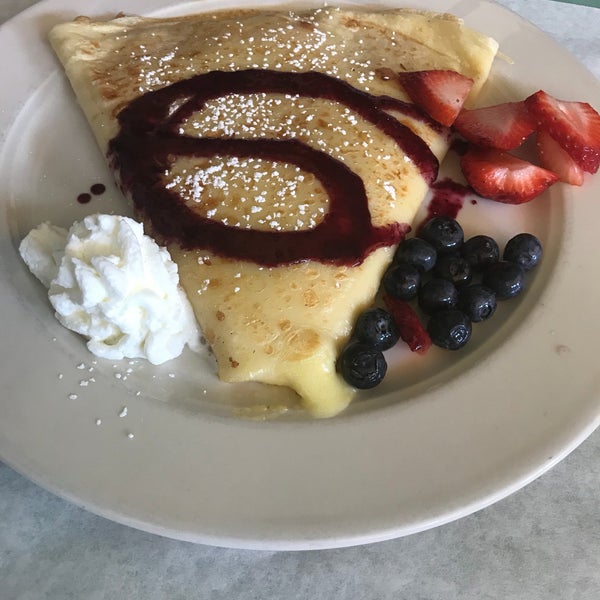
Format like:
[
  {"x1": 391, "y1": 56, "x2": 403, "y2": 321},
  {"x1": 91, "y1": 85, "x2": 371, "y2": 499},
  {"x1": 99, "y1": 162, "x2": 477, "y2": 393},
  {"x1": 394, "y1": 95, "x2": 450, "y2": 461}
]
[{"x1": 19, "y1": 214, "x2": 200, "y2": 365}]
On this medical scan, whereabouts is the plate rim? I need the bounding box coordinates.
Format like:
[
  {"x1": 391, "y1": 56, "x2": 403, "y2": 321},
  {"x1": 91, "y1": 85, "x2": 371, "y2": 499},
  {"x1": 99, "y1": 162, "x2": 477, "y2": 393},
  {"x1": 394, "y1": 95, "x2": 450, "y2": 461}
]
[{"x1": 1, "y1": 0, "x2": 600, "y2": 551}]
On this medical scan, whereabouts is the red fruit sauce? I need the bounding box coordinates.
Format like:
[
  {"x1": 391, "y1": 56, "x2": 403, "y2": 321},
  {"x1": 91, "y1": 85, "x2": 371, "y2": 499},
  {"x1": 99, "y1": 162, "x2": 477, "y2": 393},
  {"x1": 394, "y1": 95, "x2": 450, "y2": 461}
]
[
  {"x1": 109, "y1": 69, "x2": 440, "y2": 267},
  {"x1": 422, "y1": 177, "x2": 473, "y2": 224},
  {"x1": 77, "y1": 183, "x2": 106, "y2": 204}
]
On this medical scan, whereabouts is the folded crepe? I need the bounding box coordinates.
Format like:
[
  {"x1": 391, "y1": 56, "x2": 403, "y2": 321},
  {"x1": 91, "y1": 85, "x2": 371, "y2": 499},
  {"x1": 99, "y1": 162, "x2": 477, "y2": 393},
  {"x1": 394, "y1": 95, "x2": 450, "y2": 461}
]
[{"x1": 49, "y1": 7, "x2": 498, "y2": 417}]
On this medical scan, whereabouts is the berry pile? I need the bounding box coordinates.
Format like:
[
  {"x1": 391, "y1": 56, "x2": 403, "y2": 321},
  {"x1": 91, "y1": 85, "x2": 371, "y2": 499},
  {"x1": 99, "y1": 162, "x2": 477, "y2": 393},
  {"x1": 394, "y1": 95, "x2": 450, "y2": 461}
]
[
  {"x1": 336, "y1": 70, "x2": 596, "y2": 390},
  {"x1": 337, "y1": 217, "x2": 543, "y2": 389}
]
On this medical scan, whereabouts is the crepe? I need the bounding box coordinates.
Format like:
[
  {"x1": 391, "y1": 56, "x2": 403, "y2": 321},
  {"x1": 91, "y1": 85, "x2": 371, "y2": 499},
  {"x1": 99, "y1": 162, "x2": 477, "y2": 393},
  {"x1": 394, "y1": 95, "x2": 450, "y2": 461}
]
[{"x1": 49, "y1": 7, "x2": 498, "y2": 417}]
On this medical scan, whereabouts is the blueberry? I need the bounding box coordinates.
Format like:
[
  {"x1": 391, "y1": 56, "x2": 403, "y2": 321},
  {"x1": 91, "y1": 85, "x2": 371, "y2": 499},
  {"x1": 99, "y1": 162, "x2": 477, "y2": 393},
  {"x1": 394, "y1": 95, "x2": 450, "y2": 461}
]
[
  {"x1": 503, "y1": 233, "x2": 543, "y2": 271},
  {"x1": 433, "y1": 254, "x2": 472, "y2": 287},
  {"x1": 458, "y1": 284, "x2": 497, "y2": 322},
  {"x1": 427, "y1": 310, "x2": 472, "y2": 350},
  {"x1": 418, "y1": 278, "x2": 459, "y2": 315},
  {"x1": 482, "y1": 261, "x2": 526, "y2": 299},
  {"x1": 382, "y1": 263, "x2": 421, "y2": 300},
  {"x1": 337, "y1": 341, "x2": 387, "y2": 389},
  {"x1": 353, "y1": 307, "x2": 399, "y2": 351},
  {"x1": 419, "y1": 216, "x2": 464, "y2": 254},
  {"x1": 394, "y1": 237, "x2": 437, "y2": 272},
  {"x1": 461, "y1": 235, "x2": 500, "y2": 270}
]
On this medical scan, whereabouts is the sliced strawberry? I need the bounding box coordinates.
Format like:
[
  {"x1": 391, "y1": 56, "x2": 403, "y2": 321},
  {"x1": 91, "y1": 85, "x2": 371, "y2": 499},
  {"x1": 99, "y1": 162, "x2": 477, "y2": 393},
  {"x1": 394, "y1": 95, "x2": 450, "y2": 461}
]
[
  {"x1": 536, "y1": 129, "x2": 584, "y2": 186},
  {"x1": 460, "y1": 147, "x2": 559, "y2": 204},
  {"x1": 397, "y1": 70, "x2": 474, "y2": 127},
  {"x1": 525, "y1": 90, "x2": 600, "y2": 173},
  {"x1": 453, "y1": 101, "x2": 536, "y2": 150},
  {"x1": 383, "y1": 295, "x2": 431, "y2": 354}
]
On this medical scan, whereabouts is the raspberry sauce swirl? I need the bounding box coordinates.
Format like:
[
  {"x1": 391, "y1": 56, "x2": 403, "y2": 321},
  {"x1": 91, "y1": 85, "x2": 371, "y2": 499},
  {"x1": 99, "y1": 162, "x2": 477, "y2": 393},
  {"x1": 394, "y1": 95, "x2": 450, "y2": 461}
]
[{"x1": 109, "y1": 69, "x2": 439, "y2": 266}]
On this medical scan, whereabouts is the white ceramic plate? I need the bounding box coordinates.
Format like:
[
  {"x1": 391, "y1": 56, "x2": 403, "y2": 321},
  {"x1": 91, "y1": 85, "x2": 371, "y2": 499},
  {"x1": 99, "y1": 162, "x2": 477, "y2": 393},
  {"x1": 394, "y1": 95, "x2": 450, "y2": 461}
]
[{"x1": 1, "y1": 0, "x2": 599, "y2": 551}]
